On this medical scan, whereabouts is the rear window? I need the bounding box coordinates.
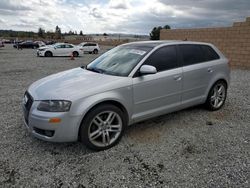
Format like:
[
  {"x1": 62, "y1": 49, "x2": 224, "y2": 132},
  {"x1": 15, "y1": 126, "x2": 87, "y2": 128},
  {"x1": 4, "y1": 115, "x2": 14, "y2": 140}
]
[{"x1": 201, "y1": 45, "x2": 220, "y2": 61}]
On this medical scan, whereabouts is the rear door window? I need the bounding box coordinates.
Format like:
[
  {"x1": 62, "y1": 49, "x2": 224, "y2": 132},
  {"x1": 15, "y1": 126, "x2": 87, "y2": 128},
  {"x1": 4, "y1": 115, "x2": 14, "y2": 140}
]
[
  {"x1": 179, "y1": 44, "x2": 205, "y2": 66},
  {"x1": 65, "y1": 44, "x2": 73, "y2": 48}
]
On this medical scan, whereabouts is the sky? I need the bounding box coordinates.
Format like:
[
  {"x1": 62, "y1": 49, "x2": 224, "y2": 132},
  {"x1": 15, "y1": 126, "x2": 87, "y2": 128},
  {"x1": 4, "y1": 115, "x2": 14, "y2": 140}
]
[{"x1": 0, "y1": 0, "x2": 250, "y2": 35}]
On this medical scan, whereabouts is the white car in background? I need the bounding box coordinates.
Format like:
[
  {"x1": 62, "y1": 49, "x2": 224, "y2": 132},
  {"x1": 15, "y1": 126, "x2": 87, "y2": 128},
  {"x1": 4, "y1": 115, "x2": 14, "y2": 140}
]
[
  {"x1": 78, "y1": 42, "x2": 100, "y2": 54},
  {"x1": 37, "y1": 43, "x2": 81, "y2": 57}
]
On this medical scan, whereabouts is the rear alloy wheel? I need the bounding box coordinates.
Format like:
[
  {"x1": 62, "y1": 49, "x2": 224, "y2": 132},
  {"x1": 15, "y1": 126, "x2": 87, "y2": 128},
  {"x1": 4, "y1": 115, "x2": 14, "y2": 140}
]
[
  {"x1": 72, "y1": 51, "x2": 79, "y2": 57},
  {"x1": 206, "y1": 81, "x2": 227, "y2": 111},
  {"x1": 45, "y1": 51, "x2": 53, "y2": 57},
  {"x1": 93, "y1": 49, "x2": 98, "y2": 54},
  {"x1": 80, "y1": 104, "x2": 126, "y2": 151}
]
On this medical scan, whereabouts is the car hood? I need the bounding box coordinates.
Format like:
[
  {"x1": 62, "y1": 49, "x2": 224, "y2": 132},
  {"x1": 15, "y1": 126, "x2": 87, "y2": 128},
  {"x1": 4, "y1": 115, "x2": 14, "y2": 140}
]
[
  {"x1": 38, "y1": 45, "x2": 51, "y2": 50},
  {"x1": 28, "y1": 67, "x2": 131, "y2": 100}
]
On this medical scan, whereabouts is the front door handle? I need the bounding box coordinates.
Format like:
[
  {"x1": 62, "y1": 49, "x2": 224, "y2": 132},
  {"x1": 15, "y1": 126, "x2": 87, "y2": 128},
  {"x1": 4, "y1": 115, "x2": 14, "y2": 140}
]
[
  {"x1": 173, "y1": 75, "x2": 182, "y2": 81},
  {"x1": 208, "y1": 68, "x2": 213, "y2": 73}
]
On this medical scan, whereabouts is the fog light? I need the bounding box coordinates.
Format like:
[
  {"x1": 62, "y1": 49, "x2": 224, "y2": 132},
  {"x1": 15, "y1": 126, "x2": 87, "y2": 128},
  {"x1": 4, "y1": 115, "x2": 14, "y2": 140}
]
[{"x1": 49, "y1": 118, "x2": 61, "y2": 123}]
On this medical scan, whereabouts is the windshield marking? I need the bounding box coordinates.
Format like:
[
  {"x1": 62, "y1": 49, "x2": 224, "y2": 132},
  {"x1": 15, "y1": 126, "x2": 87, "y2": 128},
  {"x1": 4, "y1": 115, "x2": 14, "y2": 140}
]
[{"x1": 129, "y1": 49, "x2": 146, "y2": 56}]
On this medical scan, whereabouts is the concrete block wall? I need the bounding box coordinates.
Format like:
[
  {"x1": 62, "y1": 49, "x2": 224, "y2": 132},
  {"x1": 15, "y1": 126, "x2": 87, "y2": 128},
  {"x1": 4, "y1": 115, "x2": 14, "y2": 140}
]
[{"x1": 160, "y1": 17, "x2": 250, "y2": 68}]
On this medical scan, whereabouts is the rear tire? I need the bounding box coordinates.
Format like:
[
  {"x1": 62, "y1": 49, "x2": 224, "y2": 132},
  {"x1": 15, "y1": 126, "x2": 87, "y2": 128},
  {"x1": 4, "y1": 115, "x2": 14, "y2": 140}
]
[
  {"x1": 45, "y1": 51, "x2": 53, "y2": 57},
  {"x1": 93, "y1": 49, "x2": 98, "y2": 54},
  {"x1": 73, "y1": 51, "x2": 79, "y2": 57},
  {"x1": 205, "y1": 80, "x2": 227, "y2": 111},
  {"x1": 80, "y1": 104, "x2": 126, "y2": 151}
]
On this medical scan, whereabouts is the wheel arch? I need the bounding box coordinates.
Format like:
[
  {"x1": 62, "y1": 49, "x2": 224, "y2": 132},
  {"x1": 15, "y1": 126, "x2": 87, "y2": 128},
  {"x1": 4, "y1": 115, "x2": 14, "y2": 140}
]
[
  {"x1": 45, "y1": 50, "x2": 53, "y2": 56},
  {"x1": 77, "y1": 99, "x2": 129, "y2": 140},
  {"x1": 206, "y1": 77, "x2": 228, "y2": 100},
  {"x1": 73, "y1": 51, "x2": 79, "y2": 56}
]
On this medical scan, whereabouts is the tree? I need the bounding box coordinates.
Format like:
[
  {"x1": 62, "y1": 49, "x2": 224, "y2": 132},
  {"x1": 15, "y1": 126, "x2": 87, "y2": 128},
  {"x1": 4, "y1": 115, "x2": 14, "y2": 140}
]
[
  {"x1": 55, "y1": 25, "x2": 62, "y2": 39},
  {"x1": 46, "y1": 31, "x2": 54, "y2": 39},
  {"x1": 79, "y1": 30, "x2": 83, "y2": 36},
  {"x1": 150, "y1": 25, "x2": 171, "y2": 40},
  {"x1": 103, "y1": 33, "x2": 108, "y2": 36},
  {"x1": 68, "y1": 30, "x2": 74, "y2": 35},
  {"x1": 163, "y1": 25, "x2": 171, "y2": 29},
  {"x1": 38, "y1": 27, "x2": 45, "y2": 38},
  {"x1": 150, "y1": 26, "x2": 162, "y2": 40}
]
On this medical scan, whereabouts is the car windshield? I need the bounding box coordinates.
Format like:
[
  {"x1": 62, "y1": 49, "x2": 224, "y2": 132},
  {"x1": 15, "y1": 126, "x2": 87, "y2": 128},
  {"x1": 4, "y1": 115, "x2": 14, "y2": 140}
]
[{"x1": 86, "y1": 45, "x2": 153, "y2": 76}]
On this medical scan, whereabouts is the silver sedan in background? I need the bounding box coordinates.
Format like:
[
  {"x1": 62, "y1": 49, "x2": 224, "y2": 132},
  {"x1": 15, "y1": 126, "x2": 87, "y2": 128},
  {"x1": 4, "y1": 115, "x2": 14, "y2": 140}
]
[{"x1": 23, "y1": 41, "x2": 230, "y2": 150}]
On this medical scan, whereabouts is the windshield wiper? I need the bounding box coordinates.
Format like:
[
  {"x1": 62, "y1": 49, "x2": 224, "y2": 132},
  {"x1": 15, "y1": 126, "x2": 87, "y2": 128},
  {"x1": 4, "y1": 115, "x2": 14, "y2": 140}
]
[{"x1": 86, "y1": 67, "x2": 105, "y2": 74}]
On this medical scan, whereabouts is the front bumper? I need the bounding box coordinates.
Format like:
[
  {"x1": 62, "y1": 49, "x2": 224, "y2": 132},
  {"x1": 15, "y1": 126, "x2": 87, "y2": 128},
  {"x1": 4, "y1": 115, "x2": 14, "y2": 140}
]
[
  {"x1": 22, "y1": 94, "x2": 82, "y2": 142},
  {"x1": 36, "y1": 50, "x2": 45, "y2": 56}
]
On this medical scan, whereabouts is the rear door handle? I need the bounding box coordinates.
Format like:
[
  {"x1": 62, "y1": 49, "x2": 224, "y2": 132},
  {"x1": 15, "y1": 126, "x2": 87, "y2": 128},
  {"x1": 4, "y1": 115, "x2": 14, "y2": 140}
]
[
  {"x1": 173, "y1": 75, "x2": 182, "y2": 81},
  {"x1": 208, "y1": 68, "x2": 213, "y2": 73}
]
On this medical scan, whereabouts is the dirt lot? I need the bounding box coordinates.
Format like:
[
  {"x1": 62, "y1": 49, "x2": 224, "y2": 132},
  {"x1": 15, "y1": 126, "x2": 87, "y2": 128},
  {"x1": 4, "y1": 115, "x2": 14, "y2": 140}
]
[{"x1": 0, "y1": 44, "x2": 249, "y2": 187}]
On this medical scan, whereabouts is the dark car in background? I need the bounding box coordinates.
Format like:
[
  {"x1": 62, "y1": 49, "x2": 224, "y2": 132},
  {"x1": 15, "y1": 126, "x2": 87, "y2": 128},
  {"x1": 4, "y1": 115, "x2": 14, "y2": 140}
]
[
  {"x1": 0, "y1": 41, "x2": 4, "y2": 48},
  {"x1": 45, "y1": 41, "x2": 57, "y2": 45},
  {"x1": 13, "y1": 41, "x2": 39, "y2": 49}
]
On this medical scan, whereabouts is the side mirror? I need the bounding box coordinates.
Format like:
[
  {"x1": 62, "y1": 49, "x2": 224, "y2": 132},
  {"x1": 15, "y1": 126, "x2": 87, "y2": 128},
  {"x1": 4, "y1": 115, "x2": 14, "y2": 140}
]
[{"x1": 139, "y1": 65, "x2": 157, "y2": 75}]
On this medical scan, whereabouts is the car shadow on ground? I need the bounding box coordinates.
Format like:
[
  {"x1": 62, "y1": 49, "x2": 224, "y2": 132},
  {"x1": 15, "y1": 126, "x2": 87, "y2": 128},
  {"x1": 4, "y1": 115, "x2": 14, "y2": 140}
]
[{"x1": 25, "y1": 105, "x2": 211, "y2": 156}]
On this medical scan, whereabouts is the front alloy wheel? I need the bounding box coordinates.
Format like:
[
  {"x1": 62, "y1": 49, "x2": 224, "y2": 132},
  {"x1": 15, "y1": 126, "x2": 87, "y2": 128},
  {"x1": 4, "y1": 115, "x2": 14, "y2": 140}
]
[
  {"x1": 80, "y1": 104, "x2": 126, "y2": 150},
  {"x1": 88, "y1": 111, "x2": 122, "y2": 147}
]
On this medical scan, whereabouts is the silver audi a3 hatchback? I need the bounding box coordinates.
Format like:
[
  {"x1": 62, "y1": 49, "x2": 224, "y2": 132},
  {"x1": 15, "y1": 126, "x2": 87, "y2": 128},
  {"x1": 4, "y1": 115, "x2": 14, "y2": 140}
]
[{"x1": 22, "y1": 41, "x2": 230, "y2": 150}]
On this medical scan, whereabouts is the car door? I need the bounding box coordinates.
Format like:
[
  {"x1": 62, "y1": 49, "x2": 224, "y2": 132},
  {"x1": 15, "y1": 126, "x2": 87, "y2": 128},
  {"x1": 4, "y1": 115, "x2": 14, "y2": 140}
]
[
  {"x1": 132, "y1": 45, "x2": 182, "y2": 122},
  {"x1": 65, "y1": 44, "x2": 74, "y2": 56},
  {"x1": 53, "y1": 44, "x2": 61, "y2": 56},
  {"x1": 178, "y1": 44, "x2": 214, "y2": 107},
  {"x1": 89, "y1": 43, "x2": 95, "y2": 52},
  {"x1": 54, "y1": 44, "x2": 66, "y2": 56},
  {"x1": 83, "y1": 43, "x2": 90, "y2": 52}
]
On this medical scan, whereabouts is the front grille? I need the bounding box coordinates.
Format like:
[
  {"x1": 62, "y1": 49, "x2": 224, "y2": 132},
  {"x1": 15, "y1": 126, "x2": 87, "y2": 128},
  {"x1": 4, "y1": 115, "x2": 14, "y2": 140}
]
[{"x1": 23, "y1": 92, "x2": 33, "y2": 124}]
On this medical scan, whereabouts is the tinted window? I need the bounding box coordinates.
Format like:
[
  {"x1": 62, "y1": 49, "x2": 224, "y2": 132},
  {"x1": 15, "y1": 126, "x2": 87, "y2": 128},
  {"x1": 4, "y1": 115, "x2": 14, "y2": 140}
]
[
  {"x1": 65, "y1": 44, "x2": 73, "y2": 48},
  {"x1": 56, "y1": 45, "x2": 65, "y2": 48},
  {"x1": 179, "y1": 44, "x2": 205, "y2": 66},
  {"x1": 144, "y1": 45, "x2": 178, "y2": 72},
  {"x1": 201, "y1": 45, "x2": 220, "y2": 61}
]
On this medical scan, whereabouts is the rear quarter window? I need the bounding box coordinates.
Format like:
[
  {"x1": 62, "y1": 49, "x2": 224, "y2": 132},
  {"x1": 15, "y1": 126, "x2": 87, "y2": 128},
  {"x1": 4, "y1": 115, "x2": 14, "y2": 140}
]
[{"x1": 201, "y1": 45, "x2": 220, "y2": 61}]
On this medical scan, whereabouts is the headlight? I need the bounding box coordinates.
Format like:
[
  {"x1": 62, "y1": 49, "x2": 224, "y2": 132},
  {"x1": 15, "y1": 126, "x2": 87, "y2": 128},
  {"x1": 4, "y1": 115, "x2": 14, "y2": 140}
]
[
  {"x1": 37, "y1": 100, "x2": 71, "y2": 112},
  {"x1": 39, "y1": 49, "x2": 46, "y2": 51}
]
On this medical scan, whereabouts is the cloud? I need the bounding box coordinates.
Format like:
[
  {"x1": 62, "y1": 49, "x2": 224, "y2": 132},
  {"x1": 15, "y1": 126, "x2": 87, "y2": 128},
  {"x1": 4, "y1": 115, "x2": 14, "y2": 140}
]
[
  {"x1": 108, "y1": 0, "x2": 130, "y2": 9},
  {"x1": 0, "y1": 18, "x2": 5, "y2": 23},
  {"x1": 38, "y1": 17, "x2": 51, "y2": 23},
  {"x1": 0, "y1": 0, "x2": 249, "y2": 34},
  {"x1": 0, "y1": 0, "x2": 32, "y2": 11},
  {"x1": 89, "y1": 7, "x2": 104, "y2": 18}
]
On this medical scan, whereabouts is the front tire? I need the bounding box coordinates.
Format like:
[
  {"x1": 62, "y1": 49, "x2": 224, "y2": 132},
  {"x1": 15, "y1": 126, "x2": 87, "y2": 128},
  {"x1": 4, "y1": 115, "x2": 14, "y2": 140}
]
[
  {"x1": 45, "y1": 51, "x2": 53, "y2": 57},
  {"x1": 80, "y1": 104, "x2": 126, "y2": 151},
  {"x1": 205, "y1": 81, "x2": 227, "y2": 111}
]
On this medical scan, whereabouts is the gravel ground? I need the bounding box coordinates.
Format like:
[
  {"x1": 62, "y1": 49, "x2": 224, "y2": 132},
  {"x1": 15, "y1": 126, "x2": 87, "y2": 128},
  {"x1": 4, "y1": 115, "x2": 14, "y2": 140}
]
[{"x1": 0, "y1": 44, "x2": 249, "y2": 188}]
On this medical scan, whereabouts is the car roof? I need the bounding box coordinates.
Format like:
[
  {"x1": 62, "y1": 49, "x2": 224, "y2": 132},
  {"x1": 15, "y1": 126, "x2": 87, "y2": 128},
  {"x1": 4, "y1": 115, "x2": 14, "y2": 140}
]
[{"x1": 123, "y1": 40, "x2": 213, "y2": 48}]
